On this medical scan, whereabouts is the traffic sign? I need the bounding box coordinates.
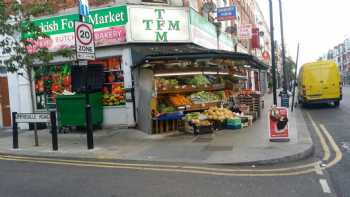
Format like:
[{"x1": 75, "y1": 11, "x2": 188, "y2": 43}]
[{"x1": 75, "y1": 21, "x2": 95, "y2": 60}]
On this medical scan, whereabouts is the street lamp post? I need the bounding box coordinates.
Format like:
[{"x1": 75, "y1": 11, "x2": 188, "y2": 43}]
[
  {"x1": 269, "y1": 0, "x2": 277, "y2": 105},
  {"x1": 279, "y1": 0, "x2": 288, "y2": 92}
]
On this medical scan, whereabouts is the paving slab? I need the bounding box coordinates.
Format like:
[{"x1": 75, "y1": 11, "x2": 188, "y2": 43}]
[{"x1": 0, "y1": 93, "x2": 314, "y2": 165}]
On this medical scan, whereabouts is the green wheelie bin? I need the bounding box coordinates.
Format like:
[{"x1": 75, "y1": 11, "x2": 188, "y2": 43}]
[{"x1": 56, "y1": 92, "x2": 103, "y2": 132}]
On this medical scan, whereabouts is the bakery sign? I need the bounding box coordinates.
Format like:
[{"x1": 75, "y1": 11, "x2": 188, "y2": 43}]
[
  {"x1": 128, "y1": 6, "x2": 190, "y2": 42},
  {"x1": 25, "y1": 5, "x2": 128, "y2": 53}
]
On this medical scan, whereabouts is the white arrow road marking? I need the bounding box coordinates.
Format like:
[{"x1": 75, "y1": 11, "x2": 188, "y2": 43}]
[{"x1": 319, "y1": 179, "x2": 331, "y2": 193}]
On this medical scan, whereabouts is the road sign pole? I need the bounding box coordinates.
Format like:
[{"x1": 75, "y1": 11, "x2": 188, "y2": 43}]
[
  {"x1": 279, "y1": 0, "x2": 288, "y2": 92},
  {"x1": 12, "y1": 112, "x2": 18, "y2": 149},
  {"x1": 78, "y1": 9, "x2": 94, "y2": 150},
  {"x1": 269, "y1": 0, "x2": 277, "y2": 105}
]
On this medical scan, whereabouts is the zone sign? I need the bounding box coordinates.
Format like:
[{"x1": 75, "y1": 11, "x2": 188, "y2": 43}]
[{"x1": 75, "y1": 21, "x2": 95, "y2": 60}]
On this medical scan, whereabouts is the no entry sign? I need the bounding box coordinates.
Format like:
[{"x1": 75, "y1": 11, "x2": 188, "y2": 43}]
[{"x1": 75, "y1": 21, "x2": 95, "y2": 60}]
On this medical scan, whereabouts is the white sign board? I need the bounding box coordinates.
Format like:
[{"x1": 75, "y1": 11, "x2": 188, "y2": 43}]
[
  {"x1": 16, "y1": 113, "x2": 50, "y2": 123},
  {"x1": 128, "y1": 6, "x2": 190, "y2": 42},
  {"x1": 75, "y1": 21, "x2": 95, "y2": 60},
  {"x1": 238, "y1": 24, "x2": 252, "y2": 40}
]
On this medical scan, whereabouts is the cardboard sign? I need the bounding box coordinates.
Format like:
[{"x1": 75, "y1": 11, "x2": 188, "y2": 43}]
[{"x1": 268, "y1": 107, "x2": 289, "y2": 141}]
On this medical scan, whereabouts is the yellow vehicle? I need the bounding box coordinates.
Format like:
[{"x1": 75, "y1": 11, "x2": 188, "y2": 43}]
[{"x1": 298, "y1": 60, "x2": 342, "y2": 106}]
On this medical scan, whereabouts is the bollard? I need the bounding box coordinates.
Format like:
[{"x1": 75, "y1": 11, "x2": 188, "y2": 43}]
[
  {"x1": 86, "y1": 105, "x2": 94, "y2": 149},
  {"x1": 50, "y1": 111, "x2": 58, "y2": 151},
  {"x1": 12, "y1": 112, "x2": 18, "y2": 149}
]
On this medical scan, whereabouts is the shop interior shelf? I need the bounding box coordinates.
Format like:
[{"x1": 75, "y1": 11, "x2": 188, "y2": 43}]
[{"x1": 157, "y1": 85, "x2": 226, "y2": 94}]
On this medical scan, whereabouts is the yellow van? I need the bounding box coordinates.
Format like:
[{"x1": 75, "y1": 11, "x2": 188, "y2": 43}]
[{"x1": 298, "y1": 60, "x2": 342, "y2": 106}]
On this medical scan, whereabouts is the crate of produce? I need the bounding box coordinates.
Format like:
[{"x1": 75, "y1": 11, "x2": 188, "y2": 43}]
[
  {"x1": 226, "y1": 118, "x2": 241, "y2": 126},
  {"x1": 226, "y1": 124, "x2": 242, "y2": 130}
]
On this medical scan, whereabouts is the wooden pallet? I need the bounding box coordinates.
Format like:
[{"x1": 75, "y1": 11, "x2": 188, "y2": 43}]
[{"x1": 152, "y1": 119, "x2": 184, "y2": 134}]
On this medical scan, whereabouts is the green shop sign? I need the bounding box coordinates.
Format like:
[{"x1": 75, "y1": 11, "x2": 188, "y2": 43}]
[
  {"x1": 33, "y1": 5, "x2": 128, "y2": 36},
  {"x1": 26, "y1": 5, "x2": 128, "y2": 52}
]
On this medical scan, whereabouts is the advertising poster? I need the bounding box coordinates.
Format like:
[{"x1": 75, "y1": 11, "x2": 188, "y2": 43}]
[{"x1": 268, "y1": 107, "x2": 289, "y2": 141}]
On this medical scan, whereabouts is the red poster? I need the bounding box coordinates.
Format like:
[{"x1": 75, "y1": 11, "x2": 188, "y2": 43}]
[
  {"x1": 268, "y1": 107, "x2": 289, "y2": 141},
  {"x1": 251, "y1": 27, "x2": 260, "y2": 49}
]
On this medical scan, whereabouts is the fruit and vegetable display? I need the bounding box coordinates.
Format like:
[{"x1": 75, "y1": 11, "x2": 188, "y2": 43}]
[
  {"x1": 157, "y1": 78, "x2": 179, "y2": 89},
  {"x1": 102, "y1": 94, "x2": 125, "y2": 106},
  {"x1": 169, "y1": 94, "x2": 192, "y2": 106},
  {"x1": 34, "y1": 64, "x2": 72, "y2": 109},
  {"x1": 102, "y1": 83, "x2": 125, "y2": 106},
  {"x1": 102, "y1": 57, "x2": 125, "y2": 106},
  {"x1": 158, "y1": 103, "x2": 177, "y2": 113},
  {"x1": 189, "y1": 91, "x2": 220, "y2": 104},
  {"x1": 203, "y1": 107, "x2": 235, "y2": 121},
  {"x1": 185, "y1": 112, "x2": 211, "y2": 126},
  {"x1": 186, "y1": 75, "x2": 210, "y2": 86}
]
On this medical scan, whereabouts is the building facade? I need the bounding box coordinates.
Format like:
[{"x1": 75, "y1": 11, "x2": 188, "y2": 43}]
[
  {"x1": 324, "y1": 37, "x2": 350, "y2": 85},
  {"x1": 1, "y1": 0, "x2": 271, "y2": 129}
]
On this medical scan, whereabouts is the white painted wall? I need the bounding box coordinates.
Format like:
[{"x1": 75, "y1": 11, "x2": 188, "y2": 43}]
[{"x1": 7, "y1": 70, "x2": 32, "y2": 129}]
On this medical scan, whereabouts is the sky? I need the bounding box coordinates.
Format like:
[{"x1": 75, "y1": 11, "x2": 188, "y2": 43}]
[{"x1": 256, "y1": 0, "x2": 350, "y2": 67}]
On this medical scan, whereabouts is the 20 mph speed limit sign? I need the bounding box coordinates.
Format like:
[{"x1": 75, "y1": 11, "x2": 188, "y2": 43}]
[{"x1": 75, "y1": 21, "x2": 95, "y2": 60}]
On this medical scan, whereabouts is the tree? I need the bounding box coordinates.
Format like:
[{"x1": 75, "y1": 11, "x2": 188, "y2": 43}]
[
  {"x1": 284, "y1": 56, "x2": 297, "y2": 90},
  {"x1": 0, "y1": 0, "x2": 73, "y2": 107},
  {"x1": 0, "y1": 0, "x2": 73, "y2": 136}
]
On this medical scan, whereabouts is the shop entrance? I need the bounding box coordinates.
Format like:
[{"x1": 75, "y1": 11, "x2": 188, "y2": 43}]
[{"x1": 0, "y1": 77, "x2": 11, "y2": 127}]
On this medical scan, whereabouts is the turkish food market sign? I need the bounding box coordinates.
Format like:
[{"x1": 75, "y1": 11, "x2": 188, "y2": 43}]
[
  {"x1": 16, "y1": 113, "x2": 50, "y2": 123},
  {"x1": 26, "y1": 5, "x2": 128, "y2": 52},
  {"x1": 128, "y1": 6, "x2": 190, "y2": 42}
]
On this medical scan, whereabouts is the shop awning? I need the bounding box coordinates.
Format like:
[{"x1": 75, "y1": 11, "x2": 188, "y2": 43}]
[{"x1": 131, "y1": 44, "x2": 269, "y2": 70}]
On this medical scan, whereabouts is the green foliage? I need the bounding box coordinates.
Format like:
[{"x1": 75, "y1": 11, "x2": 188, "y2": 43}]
[
  {"x1": 0, "y1": 0, "x2": 73, "y2": 73},
  {"x1": 285, "y1": 56, "x2": 297, "y2": 81}
]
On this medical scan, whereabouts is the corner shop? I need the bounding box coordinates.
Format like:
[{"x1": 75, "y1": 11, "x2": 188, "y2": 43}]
[
  {"x1": 133, "y1": 48, "x2": 267, "y2": 134},
  {"x1": 6, "y1": 4, "x2": 267, "y2": 132}
]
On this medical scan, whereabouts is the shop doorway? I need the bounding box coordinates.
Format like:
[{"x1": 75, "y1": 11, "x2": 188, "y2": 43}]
[{"x1": 0, "y1": 77, "x2": 11, "y2": 127}]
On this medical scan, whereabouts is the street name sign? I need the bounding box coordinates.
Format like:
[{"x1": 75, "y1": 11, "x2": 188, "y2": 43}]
[
  {"x1": 217, "y1": 6, "x2": 237, "y2": 21},
  {"x1": 15, "y1": 113, "x2": 50, "y2": 123},
  {"x1": 75, "y1": 21, "x2": 95, "y2": 60}
]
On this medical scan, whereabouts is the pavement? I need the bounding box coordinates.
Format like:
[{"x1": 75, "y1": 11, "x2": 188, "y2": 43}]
[{"x1": 0, "y1": 93, "x2": 314, "y2": 165}]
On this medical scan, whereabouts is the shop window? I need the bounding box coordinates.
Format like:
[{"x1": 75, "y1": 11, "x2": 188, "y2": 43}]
[
  {"x1": 90, "y1": 57, "x2": 125, "y2": 106},
  {"x1": 34, "y1": 64, "x2": 72, "y2": 110}
]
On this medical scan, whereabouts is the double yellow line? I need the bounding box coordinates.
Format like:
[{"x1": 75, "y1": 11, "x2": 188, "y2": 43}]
[{"x1": 0, "y1": 112, "x2": 343, "y2": 177}]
